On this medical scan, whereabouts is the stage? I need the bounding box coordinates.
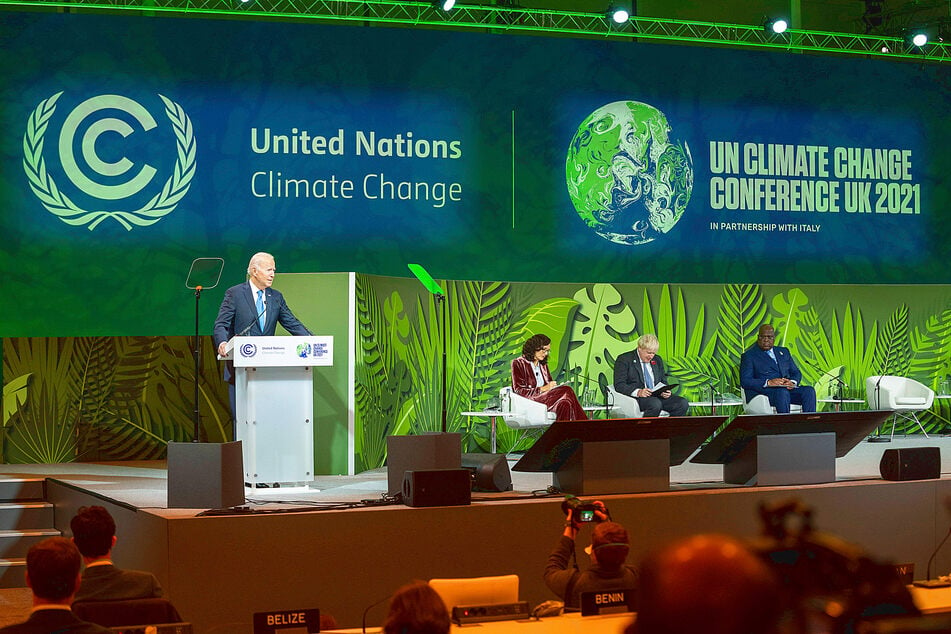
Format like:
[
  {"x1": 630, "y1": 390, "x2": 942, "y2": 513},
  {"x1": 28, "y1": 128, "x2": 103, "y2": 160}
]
[{"x1": 2, "y1": 436, "x2": 951, "y2": 633}]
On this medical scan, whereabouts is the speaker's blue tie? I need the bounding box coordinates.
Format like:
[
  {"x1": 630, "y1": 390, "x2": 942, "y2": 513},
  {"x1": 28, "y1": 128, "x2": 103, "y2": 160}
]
[
  {"x1": 643, "y1": 363, "x2": 654, "y2": 390},
  {"x1": 256, "y1": 289, "x2": 266, "y2": 332}
]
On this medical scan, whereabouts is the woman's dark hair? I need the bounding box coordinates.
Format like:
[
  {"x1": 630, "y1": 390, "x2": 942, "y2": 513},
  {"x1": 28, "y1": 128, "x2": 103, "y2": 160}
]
[
  {"x1": 522, "y1": 333, "x2": 551, "y2": 361},
  {"x1": 382, "y1": 581, "x2": 450, "y2": 634}
]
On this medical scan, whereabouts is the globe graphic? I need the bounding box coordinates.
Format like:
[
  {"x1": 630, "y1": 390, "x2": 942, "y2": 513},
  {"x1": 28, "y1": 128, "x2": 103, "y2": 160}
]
[{"x1": 566, "y1": 101, "x2": 693, "y2": 246}]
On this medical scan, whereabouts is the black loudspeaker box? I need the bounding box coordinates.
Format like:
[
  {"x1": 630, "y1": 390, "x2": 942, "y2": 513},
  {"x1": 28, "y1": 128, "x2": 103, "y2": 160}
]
[
  {"x1": 402, "y1": 469, "x2": 471, "y2": 507},
  {"x1": 880, "y1": 447, "x2": 941, "y2": 481},
  {"x1": 461, "y1": 453, "x2": 513, "y2": 492},
  {"x1": 386, "y1": 433, "x2": 461, "y2": 494},
  {"x1": 167, "y1": 441, "x2": 245, "y2": 509}
]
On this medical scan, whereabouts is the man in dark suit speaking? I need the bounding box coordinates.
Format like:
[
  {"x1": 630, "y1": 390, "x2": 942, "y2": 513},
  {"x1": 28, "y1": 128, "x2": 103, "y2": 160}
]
[
  {"x1": 213, "y1": 252, "x2": 312, "y2": 428},
  {"x1": 740, "y1": 324, "x2": 816, "y2": 413},
  {"x1": 614, "y1": 334, "x2": 689, "y2": 417}
]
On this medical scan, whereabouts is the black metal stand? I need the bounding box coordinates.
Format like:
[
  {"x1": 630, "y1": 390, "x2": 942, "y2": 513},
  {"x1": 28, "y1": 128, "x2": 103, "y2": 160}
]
[
  {"x1": 192, "y1": 286, "x2": 203, "y2": 442},
  {"x1": 436, "y1": 292, "x2": 447, "y2": 433}
]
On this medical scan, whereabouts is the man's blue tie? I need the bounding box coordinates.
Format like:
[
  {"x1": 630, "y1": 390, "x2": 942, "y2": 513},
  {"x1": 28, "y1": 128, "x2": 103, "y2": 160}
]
[
  {"x1": 643, "y1": 363, "x2": 654, "y2": 390},
  {"x1": 256, "y1": 289, "x2": 266, "y2": 332}
]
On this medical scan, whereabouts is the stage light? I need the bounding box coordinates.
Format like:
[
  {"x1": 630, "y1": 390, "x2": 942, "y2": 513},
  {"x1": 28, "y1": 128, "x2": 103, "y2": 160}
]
[
  {"x1": 433, "y1": 0, "x2": 455, "y2": 11},
  {"x1": 910, "y1": 31, "x2": 928, "y2": 47},
  {"x1": 607, "y1": 5, "x2": 629, "y2": 24},
  {"x1": 766, "y1": 18, "x2": 789, "y2": 34}
]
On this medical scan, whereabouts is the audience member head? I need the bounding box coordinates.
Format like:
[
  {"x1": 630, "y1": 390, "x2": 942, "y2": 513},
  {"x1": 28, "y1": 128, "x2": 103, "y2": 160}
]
[
  {"x1": 588, "y1": 521, "x2": 630, "y2": 571},
  {"x1": 26, "y1": 537, "x2": 83, "y2": 604},
  {"x1": 70, "y1": 505, "x2": 116, "y2": 559},
  {"x1": 521, "y1": 334, "x2": 552, "y2": 362},
  {"x1": 383, "y1": 580, "x2": 451, "y2": 634},
  {"x1": 630, "y1": 533, "x2": 782, "y2": 634}
]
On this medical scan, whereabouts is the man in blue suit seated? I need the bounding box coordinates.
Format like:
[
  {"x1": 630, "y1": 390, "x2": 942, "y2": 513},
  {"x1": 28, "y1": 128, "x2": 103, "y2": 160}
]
[{"x1": 740, "y1": 324, "x2": 816, "y2": 413}]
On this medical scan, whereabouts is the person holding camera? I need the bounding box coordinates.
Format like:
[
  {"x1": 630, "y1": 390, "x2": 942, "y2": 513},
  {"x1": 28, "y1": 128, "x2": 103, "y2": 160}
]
[{"x1": 543, "y1": 499, "x2": 638, "y2": 609}]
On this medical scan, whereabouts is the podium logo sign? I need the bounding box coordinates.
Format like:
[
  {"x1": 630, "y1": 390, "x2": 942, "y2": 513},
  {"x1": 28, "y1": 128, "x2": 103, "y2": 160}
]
[
  {"x1": 240, "y1": 343, "x2": 258, "y2": 358},
  {"x1": 22, "y1": 92, "x2": 196, "y2": 231},
  {"x1": 566, "y1": 101, "x2": 693, "y2": 246}
]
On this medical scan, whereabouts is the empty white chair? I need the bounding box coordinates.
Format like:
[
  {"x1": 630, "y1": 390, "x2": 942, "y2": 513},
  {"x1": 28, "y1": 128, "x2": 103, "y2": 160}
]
[
  {"x1": 740, "y1": 387, "x2": 802, "y2": 415},
  {"x1": 865, "y1": 375, "x2": 934, "y2": 438},
  {"x1": 429, "y1": 574, "x2": 519, "y2": 611}
]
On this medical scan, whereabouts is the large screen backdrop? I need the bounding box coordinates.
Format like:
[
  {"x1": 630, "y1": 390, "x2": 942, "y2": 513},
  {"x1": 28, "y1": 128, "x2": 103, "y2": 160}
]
[{"x1": 0, "y1": 12, "x2": 949, "y2": 337}]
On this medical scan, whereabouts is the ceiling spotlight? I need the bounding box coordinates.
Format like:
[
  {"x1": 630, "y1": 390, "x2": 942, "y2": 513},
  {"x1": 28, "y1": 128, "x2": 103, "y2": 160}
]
[
  {"x1": 910, "y1": 32, "x2": 928, "y2": 47},
  {"x1": 433, "y1": 0, "x2": 455, "y2": 11},
  {"x1": 766, "y1": 18, "x2": 789, "y2": 34},
  {"x1": 608, "y1": 5, "x2": 629, "y2": 24}
]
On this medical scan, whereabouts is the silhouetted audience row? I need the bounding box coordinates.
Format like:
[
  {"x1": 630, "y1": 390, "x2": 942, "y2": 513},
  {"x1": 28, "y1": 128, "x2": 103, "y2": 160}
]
[{"x1": 0, "y1": 506, "x2": 175, "y2": 633}]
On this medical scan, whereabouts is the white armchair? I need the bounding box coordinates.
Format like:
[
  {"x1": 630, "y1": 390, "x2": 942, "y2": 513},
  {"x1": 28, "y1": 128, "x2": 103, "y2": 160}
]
[
  {"x1": 606, "y1": 385, "x2": 643, "y2": 418},
  {"x1": 495, "y1": 387, "x2": 556, "y2": 450},
  {"x1": 740, "y1": 387, "x2": 802, "y2": 415},
  {"x1": 865, "y1": 375, "x2": 934, "y2": 438}
]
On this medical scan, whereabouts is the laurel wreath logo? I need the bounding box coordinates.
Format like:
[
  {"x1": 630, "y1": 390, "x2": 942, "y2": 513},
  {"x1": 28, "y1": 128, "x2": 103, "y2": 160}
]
[{"x1": 22, "y1": 92, "x2": 197, "y2": 231}]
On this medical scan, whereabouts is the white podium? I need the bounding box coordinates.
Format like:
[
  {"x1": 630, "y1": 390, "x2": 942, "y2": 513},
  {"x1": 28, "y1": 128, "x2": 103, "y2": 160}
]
[{"x1": 223, "y1": 336, "x2": 333, "y2": 486}]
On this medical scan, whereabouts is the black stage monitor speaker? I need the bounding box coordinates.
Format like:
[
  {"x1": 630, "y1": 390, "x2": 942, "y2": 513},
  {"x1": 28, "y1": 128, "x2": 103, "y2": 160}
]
[
  {"x1": 880, "y1": 447, "x2": 941, "y2": 481},
  {"x1": 402, "y1": 469, "x2": 471, "y2": 507},
  {"x1": 461, "y1": 453, "x2": 513, "y2": 492},
  {"x1": 168, "y1": 441, "x2": 245, "y2": 509},
  {"x1": 386, "y1": 433, "x2": 461, "y2": 495}
]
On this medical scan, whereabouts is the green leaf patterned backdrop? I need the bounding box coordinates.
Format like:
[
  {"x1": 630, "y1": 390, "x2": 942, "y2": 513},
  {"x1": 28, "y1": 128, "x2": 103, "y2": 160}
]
[{"x1": 2, "y1": 280, "x2": 950, "y2": 468}]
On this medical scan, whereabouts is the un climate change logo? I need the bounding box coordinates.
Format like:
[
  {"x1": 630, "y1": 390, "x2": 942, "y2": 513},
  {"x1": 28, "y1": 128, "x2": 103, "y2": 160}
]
[
  {"x1": 22, "y1": 93, "x2": 196, "y2": 231},
  {"x1": 566, "y1": 101, "x2": 693, "y2": 246}
]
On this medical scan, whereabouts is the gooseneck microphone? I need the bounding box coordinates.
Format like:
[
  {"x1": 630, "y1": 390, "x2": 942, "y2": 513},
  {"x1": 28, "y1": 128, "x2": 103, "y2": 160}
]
[
  {"x1": 914, "y1": 523, "x2": 951, "y2": 588},
  {"x1": 236, "y1": 302, "x2": 267, "y2": 338}
]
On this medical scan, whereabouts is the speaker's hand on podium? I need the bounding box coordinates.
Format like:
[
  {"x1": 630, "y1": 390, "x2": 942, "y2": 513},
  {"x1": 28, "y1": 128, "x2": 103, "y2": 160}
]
[{"x1": 217, "y1": 341, "x2": 228, "y2": 357}]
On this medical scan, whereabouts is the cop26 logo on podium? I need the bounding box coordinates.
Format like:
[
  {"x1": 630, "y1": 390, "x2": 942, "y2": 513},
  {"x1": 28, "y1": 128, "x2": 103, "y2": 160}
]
[{"x1": 21, "y1": 92, "x2": 196, "y2": 231}]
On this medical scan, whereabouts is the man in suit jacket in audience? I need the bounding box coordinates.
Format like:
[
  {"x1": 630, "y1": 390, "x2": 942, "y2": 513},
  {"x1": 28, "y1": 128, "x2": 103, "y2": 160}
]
[
  {"x1": 71, "y1": 506, "x2": 163, "y2": 602},
  {"x1": 0, "y1": 537, "x2": 110, "y2": 633},
  {"x1": 740, "y1": 324, "x2": 817, "y2": 413}
]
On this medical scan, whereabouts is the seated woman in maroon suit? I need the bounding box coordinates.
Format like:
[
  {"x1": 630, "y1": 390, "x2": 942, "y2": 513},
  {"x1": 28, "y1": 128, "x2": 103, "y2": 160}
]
[{"x1": 511, "y1": 334, "x2": 587, "y2": 421}]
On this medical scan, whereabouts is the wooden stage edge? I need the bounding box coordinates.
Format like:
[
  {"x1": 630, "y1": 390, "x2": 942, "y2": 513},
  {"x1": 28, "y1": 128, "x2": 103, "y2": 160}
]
[{"x1": 15, "y1": 444, "x2": 949, "y2": 634}]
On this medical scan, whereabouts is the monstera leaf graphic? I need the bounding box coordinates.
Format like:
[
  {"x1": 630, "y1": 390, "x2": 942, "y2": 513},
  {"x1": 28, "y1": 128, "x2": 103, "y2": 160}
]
[
  {"x1": 568, "y1": 284, "x2": 637, "y2": 382},
  {"x1": 507, "y1": 297, "x2": 581, "y2": 375}
]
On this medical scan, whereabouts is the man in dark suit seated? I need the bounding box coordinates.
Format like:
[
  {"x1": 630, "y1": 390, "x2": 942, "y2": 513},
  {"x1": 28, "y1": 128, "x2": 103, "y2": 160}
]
[
  {"x1": 0, "y1": 537, "x2": 110, "y2": 633},
  {"x1": 740, "y1": 324, "x2": 817, "y2": 413},
  {"x1": 614, "y1": 334, "x2": 689, "y2": 417},
  {"x1": 71, "y1": 506, "x2": 163, "y2": 602}
]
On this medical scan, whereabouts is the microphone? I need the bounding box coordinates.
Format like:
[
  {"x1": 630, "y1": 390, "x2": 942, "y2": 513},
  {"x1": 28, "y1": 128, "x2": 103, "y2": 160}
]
[
  {"x1": 693, "y1": 370, "x2": 720, "y2": 407},
  {"x1": 804, "y1": 362, "x2": 849, "y2": 400},
  {"x1": 236, "y1": 304, "x2": 267, "y2": 337},
  {"x1": 914, "y1": 512, "x2": 951, "y2": 588}
]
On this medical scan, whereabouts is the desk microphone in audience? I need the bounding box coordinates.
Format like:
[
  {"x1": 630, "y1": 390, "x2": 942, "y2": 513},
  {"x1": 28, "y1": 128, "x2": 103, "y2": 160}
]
[{"x1": 914, "y1": 497, "x2": 951, "y2": 588}]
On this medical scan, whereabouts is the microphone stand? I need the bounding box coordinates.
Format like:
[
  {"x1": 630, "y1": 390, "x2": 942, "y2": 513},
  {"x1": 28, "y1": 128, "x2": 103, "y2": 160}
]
[
  {"x1": 184, "y1": 257, "x2": 224, "y2": 443},
  {"x1": 693, "y1": 371, "x2": 720, "y2": 413},
  {"x1": 408, "y1": 264, "x2": 448, "y2": 433},
  {"x1": 192, "y1": 285, "x2": 202, "y2": 442},
  {"x1": 914, "y1": 524, "x2": 951, "y2": 588},
  {"x1": 869, "y1": 347, "x2": 892, "y2": 443}
]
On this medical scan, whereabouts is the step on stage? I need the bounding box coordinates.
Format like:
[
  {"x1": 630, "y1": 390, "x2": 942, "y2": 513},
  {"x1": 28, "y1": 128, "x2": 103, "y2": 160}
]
[{"x1": 1, "y1": 436, "x2": 950, "y2": 633}]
